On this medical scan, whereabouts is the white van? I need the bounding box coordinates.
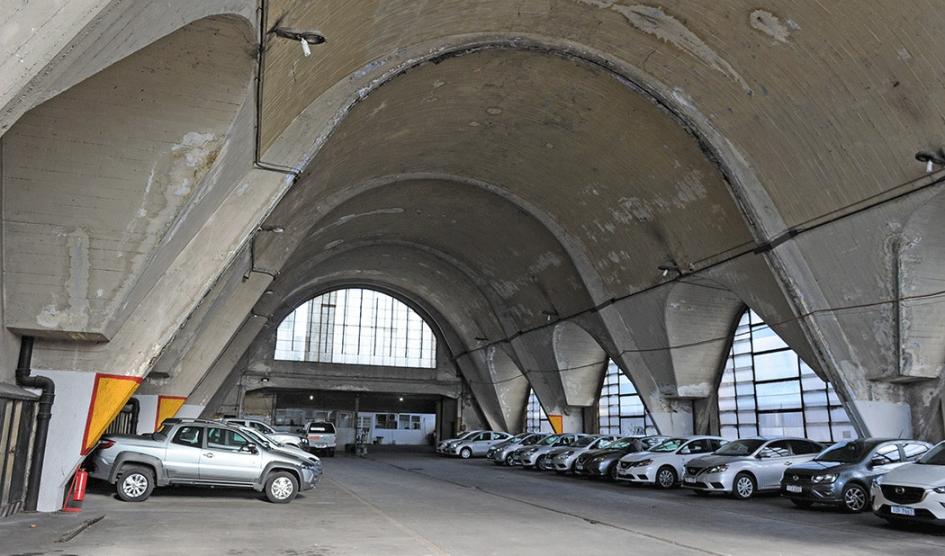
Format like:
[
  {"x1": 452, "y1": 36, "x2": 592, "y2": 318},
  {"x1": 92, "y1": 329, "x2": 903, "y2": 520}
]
[{"x1": 305, "y1": 421, "x2": 337, "y2": 457}]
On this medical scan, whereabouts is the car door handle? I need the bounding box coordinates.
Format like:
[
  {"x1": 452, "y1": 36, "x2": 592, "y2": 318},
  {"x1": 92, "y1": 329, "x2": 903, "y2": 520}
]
[{"x1": 203, "y1": 452, "x2": 214, "y2": 458}]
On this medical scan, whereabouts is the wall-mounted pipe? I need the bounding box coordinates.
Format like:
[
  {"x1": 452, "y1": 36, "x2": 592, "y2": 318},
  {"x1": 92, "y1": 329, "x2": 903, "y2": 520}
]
[{"x1": 14, "y1": 336, "x2": 55, "y2": 511}]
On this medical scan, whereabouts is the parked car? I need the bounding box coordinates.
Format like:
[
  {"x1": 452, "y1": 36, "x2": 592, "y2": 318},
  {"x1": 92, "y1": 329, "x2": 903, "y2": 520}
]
[
  {"x1": 511, "y1": 434, "x2": 581, "y2": 469},
  {"x1": 235, "y1": 425, "x2": 323, "y2": 468},
  {"x1": 544, "y1": 435, "x2": 616, "y2": 473},
  {"x1": 617, "y1": 436, "x2": 726, "y2": 488},
  {"x1": 488, "y1": 433, "x2": 548, "y2": 465},
  {"x1": 682, "y1": 437, "x2": 823, "y2": 499},
  {"x1": 573, "y1": 435, "x2": 668, "y2": 480},
  {"x1": 872, "y1": 440, "x2": 945, "y2": 525},
  {"x1": 304, "y1": 421, "x2": 337, "y2": 456},
  {"x1": 224, "y1": 418, "x2": 308, "y2": 449},
  {"x1": 782, "y1": 438, "x2": 931, "y2": 512},
  {"x1": 437, "y1": 430, "x2": 485, "y2": 455},
  {"x1": 88, "y1": 418, "x2": 320, "y2": 503},
  {"x1": 448, "y1": 431, "x2": 513, "y2": 458}
]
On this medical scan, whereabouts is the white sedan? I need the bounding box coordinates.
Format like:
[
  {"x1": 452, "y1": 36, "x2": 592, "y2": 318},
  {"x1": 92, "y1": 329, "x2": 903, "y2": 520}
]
[{"x1": 617, "y1": 436, "x2": 726, "y2": 488}]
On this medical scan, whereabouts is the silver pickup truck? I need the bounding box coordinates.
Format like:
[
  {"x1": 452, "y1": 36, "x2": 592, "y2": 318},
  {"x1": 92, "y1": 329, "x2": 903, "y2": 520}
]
[{"x1": 88, "y1": 418, "x2": 320, "y2": 503}]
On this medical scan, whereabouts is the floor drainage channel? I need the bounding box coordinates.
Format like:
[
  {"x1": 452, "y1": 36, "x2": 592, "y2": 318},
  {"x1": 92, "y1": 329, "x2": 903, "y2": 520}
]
[{"x1": 56, "y1": 515, "x2": 104, "y2": 543}]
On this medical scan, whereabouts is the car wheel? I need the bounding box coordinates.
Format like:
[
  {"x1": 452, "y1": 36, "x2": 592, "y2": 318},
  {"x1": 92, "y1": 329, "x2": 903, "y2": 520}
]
[
  {"x1": 791, "y1": 498, "x2": 814, "y2": 509},
  {"x1": 732, "y1": 473, "x2": 756, "y2": 500},
  {"x1": 460, "y1": 447, "x2": 472, "y2": 459},
  {"x1": 608, "y1": 464, "x2": 620, "y2": 481},
  {"x1": 656, "y1": 466, "x2": 677, "y2": 489},
  {"x1": 535, "y1": 455, "x2": 546, "y2": 470},
  {"x1": 840, "y1": 483, "x2": 868, "y2": 513},
  {"x1": 265, "y1": 471, "x2": 299, "y2": 504},
  {"x1": 504, "y1": 454, "x2": 514, "y2": 466},
  {"x1": 116, "y1": 465, "x2": 154, "y2": 502}
]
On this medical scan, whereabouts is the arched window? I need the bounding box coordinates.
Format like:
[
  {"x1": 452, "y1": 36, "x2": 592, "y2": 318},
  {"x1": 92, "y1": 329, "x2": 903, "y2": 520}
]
[
  {"x1": 275, "y1": 288, "x2": 437, "y2": 368},
  {"x1": 718, "y1": 310, "x2": 856, "y2": 442},
  {"x1": 525, "y1": 389, "x2": 552, "y2": 433},
  {"x1": 598, "y1": 361, "x2": 657, "y2": 436}
]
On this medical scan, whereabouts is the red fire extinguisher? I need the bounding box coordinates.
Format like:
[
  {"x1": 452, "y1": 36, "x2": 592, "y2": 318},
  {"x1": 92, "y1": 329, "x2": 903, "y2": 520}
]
[{"x1": 62, "y1": 468, "x2": 88, "y2": 513}]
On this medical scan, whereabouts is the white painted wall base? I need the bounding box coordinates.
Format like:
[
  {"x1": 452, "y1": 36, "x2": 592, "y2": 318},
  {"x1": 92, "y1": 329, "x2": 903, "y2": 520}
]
[
  {"x1": 32, "y1": 370, "x2": 96, "y2": 512},
  {"x1": 853, "y1": 400, "x2": 913, "y2": 438}
]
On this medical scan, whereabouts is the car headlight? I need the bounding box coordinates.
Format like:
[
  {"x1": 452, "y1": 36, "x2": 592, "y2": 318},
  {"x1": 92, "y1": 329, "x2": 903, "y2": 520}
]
[
  {"x1": 812, "y1": 474, "x2": 838, "y2": 484},
  {"x1": 634, "y1": 459, "x2": 653, "y2": 467},
  {"x1": 705, "y1": 464, "x2": 728, "y2": 474},
  {"x1": 933, "y1": 486, "x2": 945, "y2": 494}
]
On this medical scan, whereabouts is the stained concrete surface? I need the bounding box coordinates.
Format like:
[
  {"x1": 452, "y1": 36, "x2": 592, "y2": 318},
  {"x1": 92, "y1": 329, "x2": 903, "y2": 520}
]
[{"x1": 2, "y1": 448, "x2": 944, "y2": 555}]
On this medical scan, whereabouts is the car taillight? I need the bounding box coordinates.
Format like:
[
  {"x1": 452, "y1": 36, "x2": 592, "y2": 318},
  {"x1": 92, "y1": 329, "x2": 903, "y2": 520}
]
[{"x1": 98, "y1": 439, "x2": 115, "y2": 450}]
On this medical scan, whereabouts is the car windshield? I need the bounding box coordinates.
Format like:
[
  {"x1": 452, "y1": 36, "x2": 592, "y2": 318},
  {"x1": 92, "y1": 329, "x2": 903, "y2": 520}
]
[
  {"x1": 715, "y1": 439, "x2": 765, "y2": 456},
  {"x1": 240, "y1": 428, "x2": 273, "y2": 449},
  {"x1": 606, "y1": 438, "x2": 636, "y2": 450},
  {"x1": 815, "y1": 441, "x2": 876, "y2": 463},
  {"x1": 574, "y1": 436, "x2": 596, "y2": 447},
  {"x1": 651, "y1": 438, "x2": 686, "y2": 452},
  {"x1": 539, "y1": 435, "x2": 561, "y2": 446},
  {"x1": 917, "y1": 443, "x2": 945, "y2": 465},
  {"x1": 523, "y1": 434, "x2": 544, "y2": 445}
]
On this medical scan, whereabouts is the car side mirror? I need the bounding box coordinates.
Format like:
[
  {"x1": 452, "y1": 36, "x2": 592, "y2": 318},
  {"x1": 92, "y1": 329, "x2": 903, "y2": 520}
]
[
  {"x1": 868, "y1": 457, "x2": 883, "y2": 468},
  {"x1": 243, "y1": 443, "x2": 258, "y2": 454}
]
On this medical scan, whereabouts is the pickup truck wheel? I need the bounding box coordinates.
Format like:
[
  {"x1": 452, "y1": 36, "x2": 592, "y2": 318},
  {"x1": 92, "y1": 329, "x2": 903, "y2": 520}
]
[
  {"x1": 265, "y1": 471, "x2": 299, "y2": 503},
  {"x1": 116, "y1": 465, "x2": 154, "y2": 502}
]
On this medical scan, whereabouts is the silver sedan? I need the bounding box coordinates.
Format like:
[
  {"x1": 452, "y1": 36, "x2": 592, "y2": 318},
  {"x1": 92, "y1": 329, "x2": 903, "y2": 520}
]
[
  {"x1": 682, "y1": 437, "x2": 824, "y2": 499},
  {"x1": 545, "y1": 435, "x2": 617, "y2": 473}
]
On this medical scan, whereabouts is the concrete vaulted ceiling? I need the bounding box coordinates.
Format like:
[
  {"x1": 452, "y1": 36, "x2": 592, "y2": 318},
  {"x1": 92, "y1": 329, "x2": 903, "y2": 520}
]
[{"x1": 261, "y1": 47, "x2": 755, "y2": 325}]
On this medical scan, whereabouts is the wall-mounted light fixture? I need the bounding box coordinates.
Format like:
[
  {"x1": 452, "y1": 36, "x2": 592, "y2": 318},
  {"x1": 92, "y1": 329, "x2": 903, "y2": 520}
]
[
  {"x1": 271, "y1": 27, "x2": 326, "y2": 57},
  {"x1": 658, "y1": 261, "x2": 681, "y2": 278},
  {"x1": 916, "y1": 150, "x2": 945, "y2": 173}
]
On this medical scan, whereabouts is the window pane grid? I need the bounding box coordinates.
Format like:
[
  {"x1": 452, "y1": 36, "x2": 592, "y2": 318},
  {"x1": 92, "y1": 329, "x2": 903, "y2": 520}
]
[
  {"x1": 718, "y1": 310, "x2": 856, "y2": 443},
  {"x1": 275, "y1": 289, "x2": 436, "y2": 368},
  {"x1": 597, "y1": 361, "x2": 657, "y2": 436},
  {"x1": 525, "y1": 389, "x2": 553, "y2": 433}
]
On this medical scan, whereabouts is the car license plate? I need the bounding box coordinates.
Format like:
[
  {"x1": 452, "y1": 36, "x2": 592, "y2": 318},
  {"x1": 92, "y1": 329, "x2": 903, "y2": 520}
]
[
  {"x1": 890, "y1": 506, "x2": 915, "y2": 517},
  {"x1": 684, "y1": 477, "x2": 696, "y2": 484},
  {"x1": 786, "y1": 485, "x2": 802, "y2": 493}
]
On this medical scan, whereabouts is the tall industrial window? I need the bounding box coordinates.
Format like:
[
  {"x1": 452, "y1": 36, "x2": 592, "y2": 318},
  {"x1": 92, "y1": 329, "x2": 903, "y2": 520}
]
[
  {"x1": 598, "y1": 361, "x2": 657, "y2": 436},
  {"x1": 718, "y1": 309, "x2": 856, "y2": 443},
  {"x1": 525, "y1": 389, "x2": 552, "y2": 433},
  {"x1": 274, "y1": 289, "x2": 436, "y2": 368}
]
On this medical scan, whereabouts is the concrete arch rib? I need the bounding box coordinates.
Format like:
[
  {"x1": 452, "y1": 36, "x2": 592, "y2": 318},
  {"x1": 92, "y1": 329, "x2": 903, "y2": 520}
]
[
  {"x1": 263, "y1": 33, "x2": 781, "y2": 245},
  {"x1": 552, "y1": 322, "x2": 609, "y2": 407},
  {"x1": 283, "y1": 172, "x2": 608, "y2": 304}
]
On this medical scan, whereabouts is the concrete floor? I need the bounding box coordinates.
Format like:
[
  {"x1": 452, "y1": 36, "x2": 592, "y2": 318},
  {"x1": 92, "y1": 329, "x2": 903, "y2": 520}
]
[{"x1": 2, "y1": 448, "x2": 944, "y2": 555}]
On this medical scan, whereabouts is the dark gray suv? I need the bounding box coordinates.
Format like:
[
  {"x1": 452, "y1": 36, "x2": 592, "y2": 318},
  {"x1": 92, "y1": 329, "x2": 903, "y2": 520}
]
[{"x1": 781, "y1": 438, "x2": 931, "y2": 512}]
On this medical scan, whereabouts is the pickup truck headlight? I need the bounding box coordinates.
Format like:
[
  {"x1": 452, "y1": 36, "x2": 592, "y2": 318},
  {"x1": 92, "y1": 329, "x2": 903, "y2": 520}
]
[
  {"x1": 705, "y1": 464, "x2": 728, "y2": 474},
  {"x1": 812, "y1": 474, "x2": 838, "y2": 484}
]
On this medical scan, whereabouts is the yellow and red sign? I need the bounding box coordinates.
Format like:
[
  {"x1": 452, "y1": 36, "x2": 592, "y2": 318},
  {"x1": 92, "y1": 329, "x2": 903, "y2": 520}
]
[
  {"x1": 155, "y1": 395, "x2": 187, "y2": 431},
  {"x1": 548, "y1": 414, "x2": 563, "y2": 434},
  {"x1": 81, "y1": 374, "x2": 141, "y2": 454}
]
